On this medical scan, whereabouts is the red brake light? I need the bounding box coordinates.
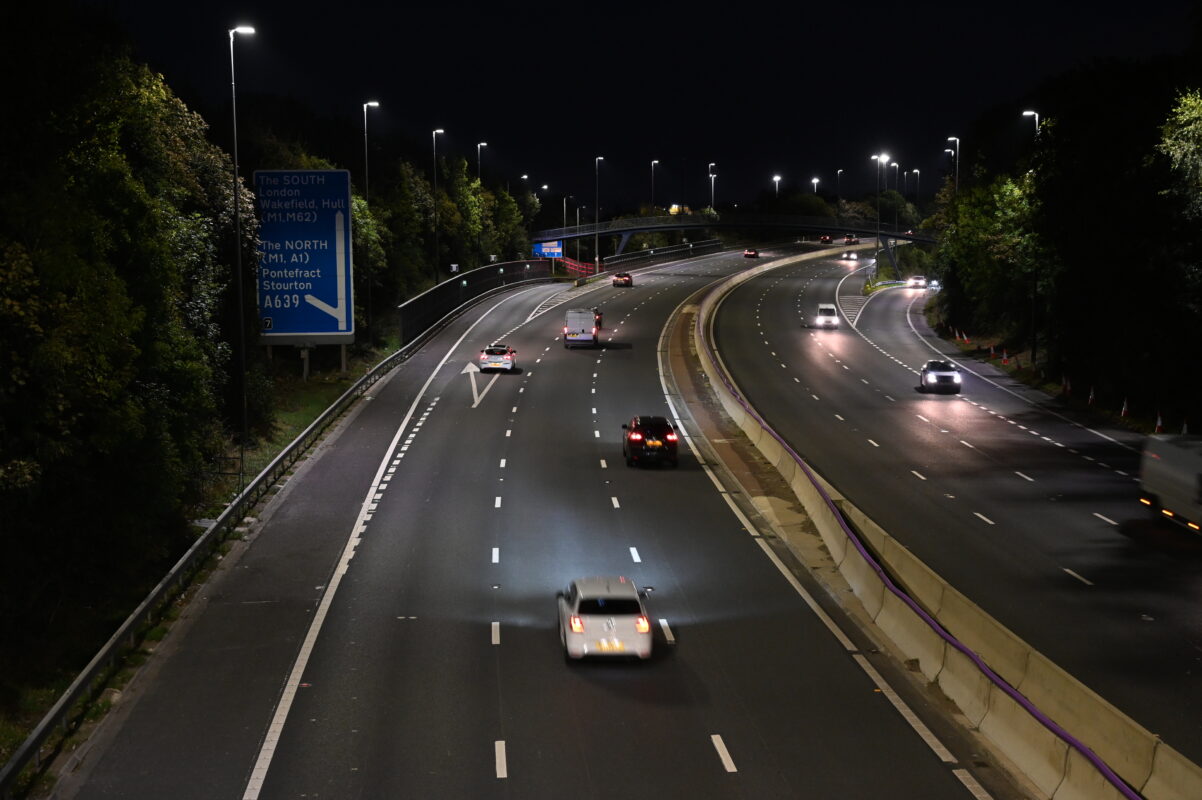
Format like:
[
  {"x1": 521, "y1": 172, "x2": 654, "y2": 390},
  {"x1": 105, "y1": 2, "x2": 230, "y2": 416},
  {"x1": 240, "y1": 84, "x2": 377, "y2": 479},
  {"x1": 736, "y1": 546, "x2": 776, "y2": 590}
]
[
  {"x1": 563, "y1": 326, "x2": 569, "y2": 334},
  {"x1": 665, "y1": 432, "x2": 678, "y2": 442},
  {"x1": 591, "y1": 327, "x2": 597, "y2": 334},
  {"x1": 480, "y1": 353, "x2": 487, "y2": 359},
  {"x1": 569, "y1": 615, "x2": 584, "y2": 634},
  {"x1": 628, "y1": 431, "x2": 643, "y2": 441},
  {"x1": 503, "y1": 354, "x2": 511, "y2": 360},
  {"x1": 635, "y1": 615, "x2": 650, "y2": 634}
]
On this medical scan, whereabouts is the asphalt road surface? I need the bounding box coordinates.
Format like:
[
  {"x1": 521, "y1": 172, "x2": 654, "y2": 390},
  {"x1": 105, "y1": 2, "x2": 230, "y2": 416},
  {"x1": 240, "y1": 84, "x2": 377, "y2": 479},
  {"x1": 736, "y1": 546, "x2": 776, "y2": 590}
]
[
  {"x1": 712, "y1": 249, "x2": 1202, "y2": 763},
  {"x1": 61, "y1": 248, "x2": 1020, "y2": 799}
]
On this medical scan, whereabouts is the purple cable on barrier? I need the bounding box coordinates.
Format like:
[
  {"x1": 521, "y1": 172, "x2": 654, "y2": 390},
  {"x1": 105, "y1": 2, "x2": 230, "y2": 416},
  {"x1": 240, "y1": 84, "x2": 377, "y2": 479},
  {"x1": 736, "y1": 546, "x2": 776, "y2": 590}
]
[{"x1": 694, "y1": 286, "x2": 1141, "y2": 800}]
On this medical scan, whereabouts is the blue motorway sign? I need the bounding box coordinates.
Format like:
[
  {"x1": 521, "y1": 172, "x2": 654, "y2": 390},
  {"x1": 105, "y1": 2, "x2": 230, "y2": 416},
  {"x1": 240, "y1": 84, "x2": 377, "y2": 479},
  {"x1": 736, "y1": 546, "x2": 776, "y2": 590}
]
[
  {"x1": 533, "y1": 240, "x2": 563, "y2": 258},
  {"x1": 253, "y1": 169, "x2": 354, "y2": 344}
]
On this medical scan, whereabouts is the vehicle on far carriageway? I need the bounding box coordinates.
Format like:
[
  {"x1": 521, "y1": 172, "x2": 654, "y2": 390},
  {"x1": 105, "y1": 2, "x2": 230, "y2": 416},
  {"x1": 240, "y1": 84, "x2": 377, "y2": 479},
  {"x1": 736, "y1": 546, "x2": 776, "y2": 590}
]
[{"x1": 1139, "y1": 435, "x2": 1202, "y2": 532}]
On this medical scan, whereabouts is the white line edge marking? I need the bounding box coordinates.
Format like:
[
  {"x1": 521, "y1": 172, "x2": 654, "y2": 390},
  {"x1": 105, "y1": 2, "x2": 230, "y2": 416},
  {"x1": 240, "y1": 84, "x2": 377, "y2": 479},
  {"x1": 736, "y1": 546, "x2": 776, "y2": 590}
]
[
  {"x1": 629, "y1": 546, "x2": 641, "y2": 563},
  {"x1": 710, "y1": 734, "x2": 738, "y2": 772},
  {"x1": 241, "y1": 293, "x2": 521, "y2": 800},
  {"x1": 1064, "y1": 568, "x2": 1094, "y2": 586},
  {"x1": 495, "y1": 740, "x2": 508, "y2": 779},
  {"x1": 952, "y1": 767, "x2": 995, "y2": 800},
  {"x1": 658, "y1": 618, "x2": 675, "y2": 644},
  {"x1": 853, "y1": 654, "x2": 957, "y2": 763}
]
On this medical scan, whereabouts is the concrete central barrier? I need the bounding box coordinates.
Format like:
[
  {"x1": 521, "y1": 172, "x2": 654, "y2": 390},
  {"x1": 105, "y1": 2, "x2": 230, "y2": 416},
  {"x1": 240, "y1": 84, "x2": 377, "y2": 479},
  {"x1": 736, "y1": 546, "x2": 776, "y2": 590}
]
[{"x1": 688, "y1": 251, "x2": 1202, "y2": 800}]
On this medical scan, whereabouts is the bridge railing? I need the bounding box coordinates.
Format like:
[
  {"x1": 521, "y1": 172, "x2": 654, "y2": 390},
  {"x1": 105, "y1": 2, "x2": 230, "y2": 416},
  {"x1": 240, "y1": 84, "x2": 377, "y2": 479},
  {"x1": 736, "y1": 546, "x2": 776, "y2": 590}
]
[{"x1": 534, "y1": 214, "x2": 935, "y2": 244}]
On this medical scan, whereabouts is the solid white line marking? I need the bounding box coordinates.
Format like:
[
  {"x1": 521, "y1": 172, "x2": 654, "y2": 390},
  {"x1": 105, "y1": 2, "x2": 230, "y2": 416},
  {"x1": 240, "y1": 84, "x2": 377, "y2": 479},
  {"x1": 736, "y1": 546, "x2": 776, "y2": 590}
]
[
  {"x1": 495, "y1": 497, "x2": 502, "y2": 508},
  {"x1": 492, "y1": 547, "x2": 499, "y2": 564},
  {"x1": 611, "y1": 496, "x2": 620, "y2": 509},
  {"x1": 1064, "y1": 568, "x2": 1094, "y2": 586},
  {"x1": 495, "y1": 740, "x2": 507, "y2": 779},
  {"x1": 711, "y1": 735, "x2": 737, "y2": 772},
  {"x1": 600, "y1": 459, "x2": 608, "y2": 469},
  {"x1": 1093, "y1": 512, "x2": 1117, "y2": 525},
  {"x1": 1015, "y1": 471, "x2": 1034, "y2": 482},
  {"x1": 629, "y1": 547, "x2": 641, "y2": 563},
  {"x1": 911, "y1": 470, "x2": 927, "y2": 481},
  {"x1": 974, "y1": 512, "x2": 995, "y2": 525},
  {"x1": 659, "y1": 619, "x2": 675, "y2": 644}
]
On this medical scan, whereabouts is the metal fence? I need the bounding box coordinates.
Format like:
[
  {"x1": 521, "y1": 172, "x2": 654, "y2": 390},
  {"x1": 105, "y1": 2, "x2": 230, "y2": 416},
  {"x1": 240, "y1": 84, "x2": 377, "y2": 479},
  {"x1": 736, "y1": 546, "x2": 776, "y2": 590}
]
[{"x1": 0, "y1": 259, "x2": 561, "y2": 798}]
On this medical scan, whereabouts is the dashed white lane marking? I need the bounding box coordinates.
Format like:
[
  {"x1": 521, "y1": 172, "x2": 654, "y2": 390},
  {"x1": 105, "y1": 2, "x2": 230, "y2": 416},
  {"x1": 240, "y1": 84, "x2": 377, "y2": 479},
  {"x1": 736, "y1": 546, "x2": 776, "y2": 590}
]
[
  {"x1": 710, "y1": 735, "x2": 737, "y2": 772},
  {"x1": 960, "y1": 440, "x2": 975, "y2": 449},
  {"x1": 952, "y1": 768, "x2": 994, "y2": 799},
  {"x1": 505, "y1": 429, "x2": 512, "y2": 437},
  {"x1": 594, "y1": 430, "x2": 600, "y2": 438},
  {"x1": 629, "y1": 547, "x2": 642, "y2": 563},
  {"x1": 911, "y1": 470, "x2": 927, "y2": 481},
  {"x1": 1093, "y1": 512, "x2": 1117, "y2": 525},
  {"x1": 511, "y1": 406, "x2": 517, "y2": 413},
  {"x1": 495, "y1": 740, "x2": 508, "y2": 779},
  {"x1": 494, "y1": 497, "x2": 502, "y2": 508},
  {"x1": 491, "y1": 622, "x2": 501, "y2": 644},
  {"x1": 868, "y1": 439, "x2": 880, "y2": 447},
  {"x1": 499, "y1": 458, "x2": 506, "y2": 468},
  {"x1": 811, "y1": 394, "x2": 820, "y2": 401},
  {"x1": 1064, "y1": 568, "x2": 1094, "y2": 586},
  {"x1": 659, "y1": 619, "x2": 676, "y2": 644},
  {"x1": 834, "y1": 414, "x2": 845, "y2": 421},
  {"x1": 853, "y1": 654, "x2": 957, "y2": 763},
  {"x1": 974, "y1": 512, "x2": 995, "y2": 525},
  {"x1": 492, "y1": 547, "x2": 499, "y2": 564},
  {"x1": 916, "y1": 414, "x2": 930, "y2": 423},
  {"x1": 1015, "y1": 471, "x2": 1034, "y2": 482},
  {"x1": 611, "y1": 496, "x2": 621, "y2": 509},
  {"x1": 600, "y1": 459, "x2": 608, "y2": 469}
]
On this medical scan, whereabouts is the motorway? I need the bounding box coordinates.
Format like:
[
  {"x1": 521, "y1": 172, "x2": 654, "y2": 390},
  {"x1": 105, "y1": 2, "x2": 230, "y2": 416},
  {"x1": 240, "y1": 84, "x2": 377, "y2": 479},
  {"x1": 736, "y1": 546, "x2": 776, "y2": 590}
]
[
  {"x1": 713, "y1": 250, "x2": 1202, "y2": 763},
  {"x1": 60, "y1": 247, "x2": 1022, "y2": 799}
]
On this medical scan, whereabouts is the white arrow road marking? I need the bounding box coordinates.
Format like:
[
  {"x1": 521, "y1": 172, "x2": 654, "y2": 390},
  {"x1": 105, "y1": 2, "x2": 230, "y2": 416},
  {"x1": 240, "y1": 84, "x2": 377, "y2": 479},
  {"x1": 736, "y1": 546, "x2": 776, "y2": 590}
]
[
  {"x1": 461, "y1": 361, "x2": 501, "y2": 408},
  {"x1": 304, "y1": 210, "x2": 348, "y2": 329}
]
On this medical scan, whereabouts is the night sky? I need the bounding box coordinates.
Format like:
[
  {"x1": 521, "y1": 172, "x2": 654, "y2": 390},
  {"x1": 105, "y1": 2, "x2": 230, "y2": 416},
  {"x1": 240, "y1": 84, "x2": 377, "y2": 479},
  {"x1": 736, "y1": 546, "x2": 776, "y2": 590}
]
[{"x1": 84, "y1": 1, "x2": 1198, "y2": 213}]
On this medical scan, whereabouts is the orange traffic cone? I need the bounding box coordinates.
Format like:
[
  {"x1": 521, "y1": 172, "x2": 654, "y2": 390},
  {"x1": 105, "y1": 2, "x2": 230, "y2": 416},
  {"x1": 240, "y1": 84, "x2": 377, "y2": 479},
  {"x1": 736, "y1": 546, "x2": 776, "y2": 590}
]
[
  {"x1": 1121, "y1": 398, "x2": 1129, "y2": 417},
  {"x1": 1002, "y1": 349, "x2": 1009, "y2": 365},
  {"x1": 1155, "y1": 412, "x2": 1164, "y2": 434},
  {"x1": 1088, "y1": 386, "x2": 1095, "y2": 405},
  {"x1": 990, "y1": 345, "x2": 996, "y2": 359}
]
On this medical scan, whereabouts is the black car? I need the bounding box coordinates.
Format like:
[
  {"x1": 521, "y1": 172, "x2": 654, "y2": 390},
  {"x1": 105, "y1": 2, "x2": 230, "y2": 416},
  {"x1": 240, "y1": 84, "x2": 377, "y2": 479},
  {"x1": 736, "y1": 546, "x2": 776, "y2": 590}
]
[
  {"x1": 844, "y1": 234, "x2": 860, "y2": 244},
  {"x1": 622, "y1": 416, "x2": 679, "y2": 467}
]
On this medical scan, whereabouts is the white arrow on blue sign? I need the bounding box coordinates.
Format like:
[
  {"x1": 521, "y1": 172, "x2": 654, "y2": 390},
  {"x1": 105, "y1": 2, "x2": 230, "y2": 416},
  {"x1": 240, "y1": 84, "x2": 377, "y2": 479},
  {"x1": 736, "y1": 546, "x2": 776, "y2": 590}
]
[{"x1": 253, "y1": 169, "x2": 355, "y2": 344}]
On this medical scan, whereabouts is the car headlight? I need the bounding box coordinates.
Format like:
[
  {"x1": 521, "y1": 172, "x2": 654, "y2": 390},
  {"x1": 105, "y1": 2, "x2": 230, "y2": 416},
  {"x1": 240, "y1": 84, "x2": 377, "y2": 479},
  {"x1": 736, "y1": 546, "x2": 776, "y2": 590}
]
[
  {"x1": 925, "y1": 373, "x2": 937, "y2": 384},
  {"x1": 953, "y1": 374, "x2": 961, "y2": 383}
]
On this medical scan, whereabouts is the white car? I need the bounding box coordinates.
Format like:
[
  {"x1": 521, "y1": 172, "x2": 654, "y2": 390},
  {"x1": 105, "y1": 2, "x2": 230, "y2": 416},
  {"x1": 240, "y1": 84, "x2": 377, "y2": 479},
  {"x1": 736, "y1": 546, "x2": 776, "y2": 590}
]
[
  {"x1": 906, "y1": 275, "x2": 928, "y2": 288},
  {"x1": 557, "y1": 576, "x2": 653, "y2": 661},
  {"x1": 919, "y1": 359, "x2": 961, "y2": 393},
  {"x1": 479, "y1": 344, "x2": 517, "y2": 371},
  {"x1": 813, "y1": 303, "x2": 840, "y2": 328}
]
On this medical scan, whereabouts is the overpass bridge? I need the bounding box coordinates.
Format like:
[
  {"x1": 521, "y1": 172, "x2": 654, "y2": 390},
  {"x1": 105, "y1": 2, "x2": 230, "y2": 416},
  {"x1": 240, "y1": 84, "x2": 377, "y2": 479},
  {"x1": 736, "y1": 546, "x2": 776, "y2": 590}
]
[{"x1": 532, "y1": 213, "x2": 936, "y2": 255}]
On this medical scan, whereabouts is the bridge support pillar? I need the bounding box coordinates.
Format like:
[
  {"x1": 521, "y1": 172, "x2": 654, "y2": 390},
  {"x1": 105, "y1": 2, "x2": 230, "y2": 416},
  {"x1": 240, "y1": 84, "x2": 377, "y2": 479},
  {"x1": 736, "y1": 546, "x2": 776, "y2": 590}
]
[{"x1": 616, "y1": 231, "x2": 633, "y2": 255}]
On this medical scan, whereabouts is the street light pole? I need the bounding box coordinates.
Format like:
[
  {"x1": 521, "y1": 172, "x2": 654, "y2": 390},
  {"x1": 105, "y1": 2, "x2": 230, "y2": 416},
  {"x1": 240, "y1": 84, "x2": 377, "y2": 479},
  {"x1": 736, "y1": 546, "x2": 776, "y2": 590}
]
[
  {"x1": 594, "y1": 156, "x2": 603, "y2": 268},
  {"x1": 773, "y1": 174, "x2": 781, "y2": 197},
  {"x1": 890, "y1": 162, "x2": 899, "y2": 191},
  {"x1": 912, "y1": 169, "x2": 920, "y2": 202},
  {"x1": 947, "y1": 136, "x2": 960, "y2": 193},
  {"x1": 228, "y1": 24, "x2": 254, "y2": 488},
  {"x1": 836, "y1": 168, "x2": 843, "y2": 220},
  {"x1": 477, "y1": 141, "x2": 487, "y2": 180},
  {"x1": 650, "y1": 159, "x2": 658, "y2": 210},
  {"x1": 362, "y1": 101, "x2": 379, "y2": 204},
  {"x1": 432, "y1": 128, "x2": 444, "y2": 275},
  {"x1": 1022, "y1": 110, "x2": 1040, "y2": 138}
]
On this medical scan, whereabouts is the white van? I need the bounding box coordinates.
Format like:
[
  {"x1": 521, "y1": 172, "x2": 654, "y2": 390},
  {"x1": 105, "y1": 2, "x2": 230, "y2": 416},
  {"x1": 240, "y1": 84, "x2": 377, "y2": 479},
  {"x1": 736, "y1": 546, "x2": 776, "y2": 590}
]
[
  {"x1": 563, "y1": 308, "x2": 599, "y2": 348},
  {"x1": 1139, "y1": 435, "x2": 1202, "y2": 531},
  {"x1": 814, "y1": 303, "x2": 840, "y2": 328}
]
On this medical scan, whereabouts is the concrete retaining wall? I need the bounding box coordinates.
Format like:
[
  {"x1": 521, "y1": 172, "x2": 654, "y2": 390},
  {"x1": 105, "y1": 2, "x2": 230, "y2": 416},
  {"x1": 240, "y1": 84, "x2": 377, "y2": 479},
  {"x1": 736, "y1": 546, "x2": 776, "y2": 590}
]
[{"x1": 689, "y1": 251, "x2": 1202, "y2": 799}]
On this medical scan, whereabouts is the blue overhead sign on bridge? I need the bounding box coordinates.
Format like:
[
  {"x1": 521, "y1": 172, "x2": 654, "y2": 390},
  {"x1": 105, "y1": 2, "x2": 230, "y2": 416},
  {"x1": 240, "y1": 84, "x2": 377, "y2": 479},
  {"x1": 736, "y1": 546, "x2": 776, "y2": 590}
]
[
  {"x1": 533, "y1": 240, "x2": 563, "y2": 258},
  {"x1": 253, "y1": 169, "x2": 354, "y2": 344}
]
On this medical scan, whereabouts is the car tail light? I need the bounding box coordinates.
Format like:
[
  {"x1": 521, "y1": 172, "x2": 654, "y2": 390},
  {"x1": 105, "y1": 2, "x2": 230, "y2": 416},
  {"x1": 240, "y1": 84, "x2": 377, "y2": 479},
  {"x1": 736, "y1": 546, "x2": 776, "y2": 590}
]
[
  {"x1": 591, "y1": 327, "x2": 597, "y2": 335},
  {"x1": 563, "y1": 326, "x2": 569, "y2": 334},
  {"x1": 480, "y1": 353, "x2": 487, "y2": 360},
  {"x1": 628, "y1": 431, "x2": 643, "y2": 441},
  {"x1": 503, "y1": 354, "x2": 511, "y2": 360},
  {"x1": 569, "y1": 615, "x2": 584, "y2": 634},
  {"x1": 665, "y1": 432, "x2": 678, "y2": 442},
  {"x1": 635, "y1": 616, "x2": 650, "y2": 634}
]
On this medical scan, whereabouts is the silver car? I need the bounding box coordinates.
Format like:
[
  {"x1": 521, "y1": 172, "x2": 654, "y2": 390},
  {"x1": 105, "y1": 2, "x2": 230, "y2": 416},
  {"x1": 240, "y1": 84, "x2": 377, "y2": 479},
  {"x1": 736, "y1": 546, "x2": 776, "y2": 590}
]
[
  {"x1": 919, "y1": 359, "x2": 962, "y2": 393},
  {"x1": 479, "y1": 344, "x2": 517, "y2": 372},
  {"x1": 557, "y1": 576, "x2": 653, "y2": 661}
]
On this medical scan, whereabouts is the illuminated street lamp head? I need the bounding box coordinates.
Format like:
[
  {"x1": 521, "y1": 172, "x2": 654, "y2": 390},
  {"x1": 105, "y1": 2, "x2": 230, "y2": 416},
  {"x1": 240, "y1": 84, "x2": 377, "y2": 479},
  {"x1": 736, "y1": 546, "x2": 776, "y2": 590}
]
[
  {"x1": 651, "y1": 159, "x2": 659, "y2": 167},
  {"x1": 879, "y1": 153, "x2": 890, "y2": 163},
  {"x1": 945, "y1": 148, "x2": 955, "y2": 155},
  {"x1": 433, "y1": 128, "x2": 444, "y2": 135},
  {"x1": 478, "y1": 141, "x2": 487, "y2": 147},
  {"x1": 520, "y1": 174, "x2": 528, "y2": 180},
  {"x1": 230, "y1": 25, "x2": 255, "y2": 35},
  {"x1": 541, "y1": 184, "x2": 548, "y2": 190},
  {"x1": 365, "y1": 100, "x2": 379, "y2": 108},
  {"x1": 773, "y1": 174, "x2": 781, "y2": 183}
]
